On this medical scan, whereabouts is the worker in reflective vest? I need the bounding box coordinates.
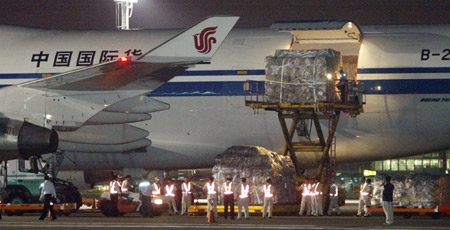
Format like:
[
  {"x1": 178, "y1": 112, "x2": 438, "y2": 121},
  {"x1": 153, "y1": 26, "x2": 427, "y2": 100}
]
[
  {"x1": 109, "y1": 175, "x2": 122, "y2": 217},
  {"x1": 203, "y1": 176, "x2": 218, "y2": 219},
  {"x1": 356, "y1": 177, "x2": 371, "y2": 217},
  {"x1": 313, "y1": 179, "x2": 324, "y2": 216},
  {"x1": 152, "y1": 178, "x2": 161, "y2": 196},
  {"x1": 180, "y1": 178, "x2": 192, "y2": 216},
  {"x1": 310, "y1": 179, "x2": 318, "y2": 216},
  {"x1": 222, "y1": 176, "x2": 235, "y2": 219},
  {"x1": 327, "y1": 179, "x2": 341, "y2": 216},
  {"x1": 360, "y1": 179, "x2": 373, "y2": 217},
  {"x1": 262, "y1": 178, "x2": 274, "y2": 219},
  {"x1": 165, "y1": 179, "x2": 178, "y2": 215},
  {"x1": 299, "y1": 178, "x2": 312, "y2": 216},
  {"x1": 237, "y1": 177, "x2": 250, "y2": 220},
  {"x1": 121, "y1": 175, "x2": 132, "y2": 194}
]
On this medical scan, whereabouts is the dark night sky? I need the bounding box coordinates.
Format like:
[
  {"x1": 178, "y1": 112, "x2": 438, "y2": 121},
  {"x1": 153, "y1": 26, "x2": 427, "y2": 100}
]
[{"x1": 0, "y1": 0, "x2": 449, "y2": 30}]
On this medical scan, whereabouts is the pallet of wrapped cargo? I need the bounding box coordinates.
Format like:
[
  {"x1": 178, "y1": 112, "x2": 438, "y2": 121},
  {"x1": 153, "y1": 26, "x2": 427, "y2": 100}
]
[
  {"x1": 372, "y1": 174, "x2": 441, "y2": 208},
  {"x1": 264, "y1": 49, "x2": 341, "y2": 104},
  {"x1": 212, "y1": 146, "x2": 297, "y2": 205}
]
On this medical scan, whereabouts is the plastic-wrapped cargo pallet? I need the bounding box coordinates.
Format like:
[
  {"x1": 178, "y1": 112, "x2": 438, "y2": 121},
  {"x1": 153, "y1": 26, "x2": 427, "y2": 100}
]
[
  {"x1": 212, "y1": 146, "x2": 297, "y2": 205},
  {"x1": 372, "y1": 174, "x2": 441, "y2": 208},
  {"x1": 265, "y1": 49, "x2": 342, "y2": 104}
]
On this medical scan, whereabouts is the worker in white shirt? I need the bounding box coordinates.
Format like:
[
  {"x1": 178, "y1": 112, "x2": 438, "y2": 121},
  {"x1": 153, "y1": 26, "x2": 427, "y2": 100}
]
[
  {"x1": 357, "y1": 178, "x2": 373, "y2": 217},
  {"x1": 152, "y1": 178, "x2": 162, "y2": 196},
  {"x1": 121, "y1": 175, "x2": 132, "y2": 194},
  {"x1": 39, "y1": 175, "x2": 57, "y2": 220},
  {"x1": 327, "y1": 179, "x2": 341, "y2": 216},
  {"x1": 310, "y1": 179, "x2": 318, "y2": 216},
  {"x1": 180, "y1": 178, "x2": 192, "y2": 216},
  {"x1": 262, "y1": 178, "x2": 274, "y2": 219},
  {"x1": 314, "y1": 178, "x2": 324, "y2": 216},
  {"x1": 139, "y1": 180, "x2": 153, "y2": 218},
  {"x1": 222, "y1": 176, "x2": 235, "y2": 219},
  {"x1": 203, "y1": 176, "x2": 219, "y2": 219},
  {"x1": 355, "y1": 177, "x2": 366, "y2": 217},
  {"x1": 237, "y1": 177, "x2": 250, "y2": 220},
  {"x1": 109, "y1": 175, "x2": 122, "y2": 217},
  {"x1": 165, "y1": 179, "x2": 178, "y2": 215},
  {"x1": 299, "y1": 178, "x2": 312, "y2": 216}
]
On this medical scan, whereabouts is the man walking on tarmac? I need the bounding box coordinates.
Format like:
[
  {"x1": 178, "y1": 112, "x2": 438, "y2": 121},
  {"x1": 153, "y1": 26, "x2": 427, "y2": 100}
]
[
  {"x1": 203, "y1": 177, "x2": 218, "y2": 220},
  {"x1": 110, "y1": 175, "x2": 122, "y2": 217},
  {"x1": 357, "y1": 178, "x2": 373, "y2": 217},
  {"x1": 299, "y1": 178, "x2": 312, "y2": 216},
  {"x1": 262, "y1": 178, "x2": 274, "y2": 219},
  {"x1": 222, "y1": 176, "x2": 235, "y2": 220},
  {"x1": 355, "y1": 177, "x2": 366, "y2": 217},
  {"x1": 327, "y1": 179, "x2": 341, "y2": 216},
  {"x1": 138, "y1": 179, "x2": 153, "y2": 218},
  {"x1": 382, "y1": 176, "x2": 394, "y2": 225},
  {"x1": 39, "y1": 175, "x2": 57, "y2": 220},
  {"x1": 237, "y1": 177, "x2": 250, "y2": 220},
  {"x1": 165, "y1": 179, "x2": 178, "y2": 215},
  {"x1": 180, "y1": 177, "x2": 192, "y2": 216}
]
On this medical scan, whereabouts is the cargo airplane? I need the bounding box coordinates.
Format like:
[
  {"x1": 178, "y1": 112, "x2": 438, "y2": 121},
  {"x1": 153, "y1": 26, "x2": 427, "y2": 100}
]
[{"x1": 0, "y1": 19, "x2": 448, "y2": 175}]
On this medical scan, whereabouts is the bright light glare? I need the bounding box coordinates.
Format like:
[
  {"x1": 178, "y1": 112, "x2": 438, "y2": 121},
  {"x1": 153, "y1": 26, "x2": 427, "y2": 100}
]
[
  {"x1": 376, "y1": 86, "x2": 382, "y2": 91},
  {"x1": 119, "y1": 56, "x2": 129, "y2": 62},
  {"x1": 348, "y1": 22, "x2": 353, "y2": 28},
  {"x1": 327, "y1": 73, "x2": 332, "y2": 79},
  {"x1": 153, "y1": 198, "x2": 163, "y2": 205}
]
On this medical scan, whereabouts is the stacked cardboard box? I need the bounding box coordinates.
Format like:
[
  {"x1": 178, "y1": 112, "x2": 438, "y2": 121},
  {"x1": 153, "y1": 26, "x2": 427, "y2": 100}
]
[
  {"x1": 212, "y1": 146, "x2": 297, "y2": 205},
  {"x1": 265, "y1": 49, "x2": 341, "y2": 104}
]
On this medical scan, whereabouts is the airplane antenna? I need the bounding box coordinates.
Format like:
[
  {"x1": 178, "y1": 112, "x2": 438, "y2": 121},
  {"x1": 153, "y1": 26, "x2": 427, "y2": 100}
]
[{"x1": 114, "y1": 0, "x2": 138, "y2": 30}]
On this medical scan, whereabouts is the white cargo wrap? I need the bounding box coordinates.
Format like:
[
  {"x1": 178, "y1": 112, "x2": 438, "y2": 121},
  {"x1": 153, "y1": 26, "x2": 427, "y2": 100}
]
[
  {"x1": 265, "y1": 49, "x2": 342, "y2": 104},
  {"x1": 373, "y1": 174, "x2": 441, "y2": 208},
  {"x1": 212, "y1": 146, "x2": 297, "y2": 205}
]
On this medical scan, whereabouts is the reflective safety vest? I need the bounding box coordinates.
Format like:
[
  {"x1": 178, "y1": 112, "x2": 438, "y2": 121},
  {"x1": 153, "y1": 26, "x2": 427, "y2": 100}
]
[
  {"x1": 110, "y1": 181, "x2": 120, "y2": 194},
  {"x1": 207, "y1": 182, "x2": 217, "y2": 194},
  {"x1": 360, "y1": 183, "x2": 369, "y2": 196},
  {"x1": 121, "y1": 181, "x2": 129, "y2": 193},
  {"x1": 182, "y1": 182, "x2": 191, "y2": 195},
  {"x1": 165, "y1": 184, "x2": 175, "y2": 197},
  {"x1": 263, "y1": 184, "x2": 273, "y2": 198},
  {"x1": 302, "y1": 184, "x2": 311, "y2": 196},
  {"x1": 224, "y1": 182, "x2": 233, "y2": 195},
  {"x1": 239, "y1": 184, "x2": 249, "y2": 199},
  {"x1": 329, "y1": 184, "x2": 338, "y2": 197},
  {"x1": 315, "y1": 182, "x2": 323, "y2": 196},
  {"x1": 152, "y1": 183, "x2": 161, "y2": 195},
  {"x1": 311, "y1": 183, "x2": 318, "y2": 197}
]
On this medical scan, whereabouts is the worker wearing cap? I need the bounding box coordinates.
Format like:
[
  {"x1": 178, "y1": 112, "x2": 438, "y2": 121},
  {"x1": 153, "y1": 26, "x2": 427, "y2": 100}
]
[
  {"x1": 39, "y1": 175, "x2": 57, "y2": 220},
  {"x1": 109, "y1": 175, "x2": 122, "y2": 217},
  {"x1": 262, "y1": 178, "x2": 274, "y2": 219},
  {"x1": 165, "y1": 179, "x2": 178, "y2": 215},
  {"x1": 203, "y1": 176, "x2": 219, "y2": 219},
  {"x1": 357, "y1": 178, "x2": 373, "y2": 217},
  {"x1": 152, "y1": 178, "x2": 161, "y2": 196},
  {"x1": 299, "y1": 178, "x2": 312, "y2": 216},
  {"x1": 237, "y1": 177, "x2": 250, "y2": 220},
  {"x1": 222, "y1": 176, "x2": 235, "y2": 219},
  {"x1": 327, "y1": 179, "x2": 341, "y2": 216},
  {"x1": 138, "y1": 179, "x2": 153, "y2": 218},
  {"x1": 313, "y1": 178, "x2": 324, "y2": 216},
  {"x1": 180, "y1": 178, "x2": 192, "y2": 216}
]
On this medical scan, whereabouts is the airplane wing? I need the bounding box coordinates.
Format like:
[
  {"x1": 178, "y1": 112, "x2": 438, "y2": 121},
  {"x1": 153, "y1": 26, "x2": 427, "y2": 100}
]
[{"x1": 20, "y1": 16, "x2": 239, "y2": 91}]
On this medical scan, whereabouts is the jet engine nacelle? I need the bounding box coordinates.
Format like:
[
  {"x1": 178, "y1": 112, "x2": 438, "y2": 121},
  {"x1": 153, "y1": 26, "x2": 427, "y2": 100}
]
[{"x1": 0, "y1": 120, "x2": 58, "y2": 160}]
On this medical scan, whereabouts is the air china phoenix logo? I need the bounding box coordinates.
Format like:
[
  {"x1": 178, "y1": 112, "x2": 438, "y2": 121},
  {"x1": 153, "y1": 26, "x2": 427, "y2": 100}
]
[{"x1": 193, "y1": 26, "x2": 218, "y2": 54}]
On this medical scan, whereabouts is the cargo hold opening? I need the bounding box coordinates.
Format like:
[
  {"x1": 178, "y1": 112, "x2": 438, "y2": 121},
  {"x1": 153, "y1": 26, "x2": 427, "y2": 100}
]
[{"x1": 271, "y1": 20, "x2": 362, "y2": 81}]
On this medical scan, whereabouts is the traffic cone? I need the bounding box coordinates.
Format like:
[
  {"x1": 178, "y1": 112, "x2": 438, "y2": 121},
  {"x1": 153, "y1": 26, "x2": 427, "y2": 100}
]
[{"x1": 208, "y1": 209, "x2": 215, "y2": 223}]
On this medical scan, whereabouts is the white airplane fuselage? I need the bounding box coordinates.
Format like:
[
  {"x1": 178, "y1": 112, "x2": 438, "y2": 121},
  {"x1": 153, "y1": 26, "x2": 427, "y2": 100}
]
[{"x1": 0, "y1": 24, "x2": 449, "y2": 170}]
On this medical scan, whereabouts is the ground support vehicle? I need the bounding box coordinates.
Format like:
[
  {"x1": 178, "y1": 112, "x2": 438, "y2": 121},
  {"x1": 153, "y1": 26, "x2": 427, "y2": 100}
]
[
  {"x1": 368, "y1": 205, "x2": 450, "y2": 219},
  {"x1": 96, "y1": 192, "x2": 168, "y2": 217}
]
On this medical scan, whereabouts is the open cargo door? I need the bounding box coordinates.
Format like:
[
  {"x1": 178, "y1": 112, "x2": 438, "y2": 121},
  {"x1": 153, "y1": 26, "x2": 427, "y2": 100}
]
[{"x1": 271, "y1": 20, "x2": 362, "y2": 81}]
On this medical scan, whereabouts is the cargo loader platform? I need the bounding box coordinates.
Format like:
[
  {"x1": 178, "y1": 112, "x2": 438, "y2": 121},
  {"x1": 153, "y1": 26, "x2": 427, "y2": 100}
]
[{"x1": 244, "y1": 78, "x2": 365, "y2": 181}]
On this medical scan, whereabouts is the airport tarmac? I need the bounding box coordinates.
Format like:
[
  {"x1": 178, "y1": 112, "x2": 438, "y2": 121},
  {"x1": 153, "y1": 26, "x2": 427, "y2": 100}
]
[{"x1": 0, "y1": 203, "x2": 449, "y2": 230}]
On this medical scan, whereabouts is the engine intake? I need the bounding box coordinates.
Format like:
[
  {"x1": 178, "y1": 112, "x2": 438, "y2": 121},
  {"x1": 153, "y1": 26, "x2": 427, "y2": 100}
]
[{"x1": 18, "y1": 122, "x2": 59, "y2": 158}]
